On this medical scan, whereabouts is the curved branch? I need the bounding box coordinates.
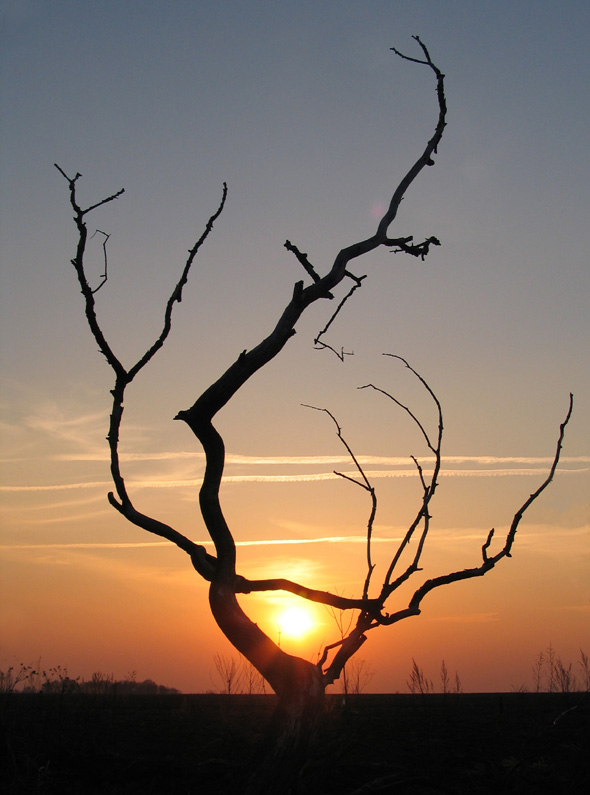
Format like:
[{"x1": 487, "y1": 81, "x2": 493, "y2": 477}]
[
  {"x1": 174, "y1": 45, "x2": 448, "y2": 636},
  {"x1": 176, "y1": 39, "x2": 447, "y2": 431},
  {"x1": 236, "y1": 577, "x2": 380, "y2": 613},
  {"x1": 175, "y1": 39, "x2": 448, "y2": 691},
  {"x1": 89, "y1": 229, "x2": 110, "y2": 294},
  {"x1": 55, "y1": 165, "x2": 127, "y2": 378},
  {"x1": 378, "y1": 394, "x2": 574, "y2": 625},
  {"x1": 359, "y1": 355, "x2": 443, "y2": 596},
  {"x1": 303, "y1": 405, "x2": 377, "y2": 599},
  {"x1": 57, "y1": 165, "x2": 228, "y2": 559},
  {"x1": 380, "y1": 37, "x2": 446, "y2": 237},
  {"x1": 313, "y1": 274, "x2": 367, "y2": 357},
  {"x1": 128, "y1": 183, "x2": 227, "y2": 381},
  {"x1": 107, "y1": 491, "x2": 201, "y2": 557}
]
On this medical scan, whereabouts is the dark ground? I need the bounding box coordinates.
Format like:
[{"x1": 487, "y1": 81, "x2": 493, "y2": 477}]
[{"x1": 1, "y1": 691, "x2": 588, "y2": 794}]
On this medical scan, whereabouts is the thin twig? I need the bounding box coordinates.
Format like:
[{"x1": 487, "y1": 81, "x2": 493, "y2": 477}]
[
  {"x1": 89, "y1": 229, "x2": 110, "y2": 294},
  {"x1": 304, "y1": 405, "x2": 377, "y2": 597}
]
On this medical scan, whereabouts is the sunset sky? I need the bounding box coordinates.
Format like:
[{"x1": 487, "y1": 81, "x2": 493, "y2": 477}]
[{"x1": 1, "y1": 1, "x2": 588, "y2": 694}]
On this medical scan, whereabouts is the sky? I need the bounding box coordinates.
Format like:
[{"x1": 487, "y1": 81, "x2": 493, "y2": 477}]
[{"x1": 1, "y1": 0, "x2": 588, "y2": 694}]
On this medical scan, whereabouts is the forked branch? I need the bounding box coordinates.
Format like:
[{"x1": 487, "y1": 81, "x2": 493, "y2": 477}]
[
  {"x1": 311, "y1": 364, "x2": 572, "y2": 681},
  {"x1": 377, "y1": 392, "x2": 574, "y2": 626},
  {"x1": 304, "y1": 405, "x2": 377, "y2": 599},
  {"x1": 55, "y1": 164, "x2": 227, "y2": 550}
]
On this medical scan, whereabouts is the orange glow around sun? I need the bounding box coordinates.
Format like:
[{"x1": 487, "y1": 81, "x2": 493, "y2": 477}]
[{"x1": 277, "y1": 605, "x2": 315, "y2": 640}]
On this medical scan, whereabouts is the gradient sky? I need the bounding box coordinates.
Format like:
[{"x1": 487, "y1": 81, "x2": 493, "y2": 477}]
[{"x1": 1, "y1": 0, "x2": 588, "y2": 694}]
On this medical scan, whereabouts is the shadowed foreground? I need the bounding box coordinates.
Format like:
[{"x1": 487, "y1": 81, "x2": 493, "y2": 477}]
[{"x1": 2, "y1": 692, "x2": 588, "y2": 794}]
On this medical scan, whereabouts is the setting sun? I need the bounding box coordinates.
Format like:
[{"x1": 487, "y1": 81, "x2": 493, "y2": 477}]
[{"x1": 278, "y1": 606, "x2": 314, "y2": 640}]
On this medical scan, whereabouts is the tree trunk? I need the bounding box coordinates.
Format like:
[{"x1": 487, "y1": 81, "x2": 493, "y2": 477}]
[
  {"x1": 208, "y1": 580, "x2": 326, "y2": 793},
  {"x1": 246, "y1": 669, "x2": 325, "y2": 795}
]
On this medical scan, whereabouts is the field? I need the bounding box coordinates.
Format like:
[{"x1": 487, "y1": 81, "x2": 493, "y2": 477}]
[{"x1": 2, "y1": 691, "x2": 588, "y2": 794}]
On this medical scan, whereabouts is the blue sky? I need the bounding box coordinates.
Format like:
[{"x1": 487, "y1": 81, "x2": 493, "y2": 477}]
[{"x1": 1, "y1": 1, "x2": 588, "y2": 692}]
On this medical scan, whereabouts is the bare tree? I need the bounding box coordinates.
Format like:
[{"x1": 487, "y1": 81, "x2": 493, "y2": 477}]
[
  {"x1": 212, "y1": 653, "x2": 243, "y2": 695},
  {"x1": 346, "y1": 658, "x2": 374, "y2": 697},
  {"x1": 56, "y1": 38, "x2": 572, "y2": 792},
  {"x1": 242, "y1": 656, "x2": 267, "y2": 696}
]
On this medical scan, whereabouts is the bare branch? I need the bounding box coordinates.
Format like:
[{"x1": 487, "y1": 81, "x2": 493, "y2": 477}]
[
  {"x1": 309, "y1": 40, "x2": 446, "y2": 355},
  {"x1": 128, "y1": 182, "x2": 227, "y2": 381},
  {"x1": 379, "y1": 394, "x2": 574, "y2": 625},
  {"x1": 323, "y1": 626, "x2": 370, "y2": 685},
  {"x1": 304, "y1": 405, "x2": 377, "y2": 598},
  {"x1": 284, "y1": 239, "x2": 327, "y2": 289},
  {"x1": 108, "y1": 490, "x2": 201, "y2": 557},
  {"x1": 313, "y1": 341, "x2": 354, "y2": 361},
  {"x1": 376, "y1": 37, "x2": 446, "y2": 238},
  {"x1": 55, "y1": 164, "x2": 127, "y2": 378},
  {"x1": 390, "y1": 35, "x2": 434, "y2": 66},
  {"x1": 54, "y1": 164, "x2": 125, "y2": 215},
  {"x1": 313, "y1": 274, "x2": 367, "y2": 357},
  {"x1": 385, "y1": 234, "x2": 441, "y2": 260},
  {"x1": 357, "y1": 355, "x2": 443, "y2": 597},
  {"x1": 89, "y1": 229, "x2": 110, "y2": 294},
  {"x1": 236, "y1": 577, "x2": 380, "y2": 613},
  {"x1": 176, "y1": 41, "x2": 447, "y2": 439},
  {"x1": 57, "y1": 166, "x2": 228, "y2": 560},
  {"x1": 360, "y1": 354, "x2": 443, "y2": 454},
  {"x1": 481, "y1": 528, "x2": 495, "y2": 563}
]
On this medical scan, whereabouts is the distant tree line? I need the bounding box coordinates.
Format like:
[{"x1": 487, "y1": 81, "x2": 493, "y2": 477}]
[
  {"x1": 0, "y1": 664, "x2": 179, "y2": 695},
  {"x1": 3, "y1": 644, "x2": 587, "y2": 696}
]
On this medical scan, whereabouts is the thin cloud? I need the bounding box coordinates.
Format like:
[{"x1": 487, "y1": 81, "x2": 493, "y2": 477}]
[
  {"x1": 1, "y1": 481, "x2": 113, "y2": 492},
  {"x1": 235, "y1": 535, "x2": 403, "y2": 546},
  {"x1": 16, "y1": 509, "x2": 114, "y2": 525},
  {"x1": 25, "y1": 409, "x2": 105, "y2": 446},
  {"x1": 1, "y1": 536, "x2": 403, "y2": 551},
  {"x1": 55, "y1": 451, "x2": 204, "y2": 462},
  {"x1": 2, "y1": 542, "x2": 173, "y2": 550},
  {"x1": 2, "y1": 463, "x2": 586, "y2": 492},
  {"x1": 3, "y1": 528, "x2": 584, "y2": 553},
  {"x1": 436, "y1": 467, "x2": 589, "y2": 478},
  {"x1": 51, "y1": 451, "x2": 590, "y2": 465},
  {"x1": 1, "y1": 493, "x2": 107, "y2": 511}
]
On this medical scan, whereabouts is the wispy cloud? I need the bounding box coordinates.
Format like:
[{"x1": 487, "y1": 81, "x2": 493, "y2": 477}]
[
  {"x1": 2, "y1": 461, "x2": 587, "y2": 492},
  {"x1": 1, "y1": 493, "x2": 107, "y2": 511},
  {"x1": 25, "y1": 408, "x2": 106, "y2": 448},
  {"x1": 16, "y1": 509, "x2": 114, "y2": 525},
  {"x1": 236, "y1": 535, "x2": 402, "y2": 546},
  {"x1": 3, "y1": 527, "x2": 585, "y2": 554},
  {"x1": 1, "y1": 542, "x2": 174, "y2": 550},
  {"x1": 1, "y1": 400, "x2": 150, "y2": 463},
  {"x1": 1, "y1": 535, "x2": 407, "y2": 552},
  {"x1": 1, "y1": 481, "x2": 113, "y2": 492},
  {"x1": 52, "y1": 452, "x2": 590, "y2": 466}
]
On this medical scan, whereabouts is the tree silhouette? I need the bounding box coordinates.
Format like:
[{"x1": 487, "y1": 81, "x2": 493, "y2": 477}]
[{"x1": 56, "y1": 38, "x2": 572, "y2": 793}]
